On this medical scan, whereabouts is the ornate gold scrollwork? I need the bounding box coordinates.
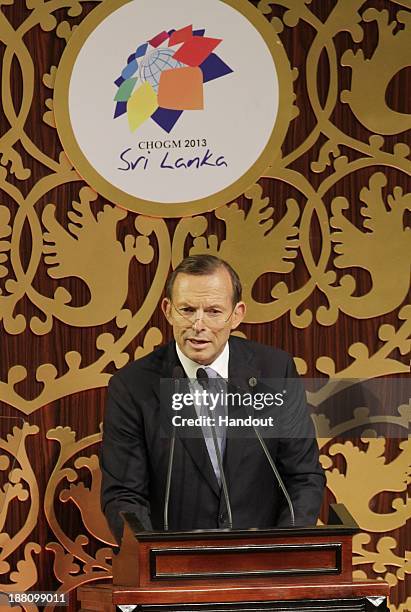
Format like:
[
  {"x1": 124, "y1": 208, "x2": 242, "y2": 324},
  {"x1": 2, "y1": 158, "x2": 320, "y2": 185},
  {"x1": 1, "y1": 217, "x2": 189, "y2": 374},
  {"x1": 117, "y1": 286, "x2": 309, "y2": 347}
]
[
  {"x1": 0, "y1": 421, "x2": 40, "y2": 596},
  {"x1": 45, "y1": 425, "x2": 113, "y2": 603},
  {"x1": 341, "y1": 8, "x2": 411, "y2": 136}
]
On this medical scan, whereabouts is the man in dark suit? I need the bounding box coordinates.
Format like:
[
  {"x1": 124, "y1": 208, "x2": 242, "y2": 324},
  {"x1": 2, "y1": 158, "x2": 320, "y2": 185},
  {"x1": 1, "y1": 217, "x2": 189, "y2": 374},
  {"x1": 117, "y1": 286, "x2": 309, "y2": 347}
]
[{"x1": 101, "y1": 255, "x2": 325, "y2": 543}]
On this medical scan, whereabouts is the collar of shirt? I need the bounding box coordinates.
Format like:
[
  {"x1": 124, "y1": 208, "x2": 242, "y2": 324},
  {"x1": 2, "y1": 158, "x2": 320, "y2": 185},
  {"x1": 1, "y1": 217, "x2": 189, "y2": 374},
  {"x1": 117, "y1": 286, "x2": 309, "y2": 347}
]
[{"x1": 175, "y1": 342, "x2": 229, "y2": 380}]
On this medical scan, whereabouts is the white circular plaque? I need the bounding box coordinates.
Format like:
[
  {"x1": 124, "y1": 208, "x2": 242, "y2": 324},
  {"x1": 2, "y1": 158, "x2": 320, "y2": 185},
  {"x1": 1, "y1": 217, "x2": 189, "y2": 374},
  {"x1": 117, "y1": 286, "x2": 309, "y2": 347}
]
[{"x1": 55, "y1": 0, "x2": 293, "y2": 217}]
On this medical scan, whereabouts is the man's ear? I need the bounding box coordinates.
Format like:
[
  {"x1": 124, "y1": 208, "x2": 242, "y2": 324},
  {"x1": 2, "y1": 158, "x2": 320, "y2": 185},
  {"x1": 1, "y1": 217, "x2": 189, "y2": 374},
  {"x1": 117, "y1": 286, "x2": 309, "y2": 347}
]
[
  {"x1": 161, "y1": 297, "x2": 173, "y2": 324},
  {"x1": 230, "y1": 301, "x2": 246, "y2": 330}
]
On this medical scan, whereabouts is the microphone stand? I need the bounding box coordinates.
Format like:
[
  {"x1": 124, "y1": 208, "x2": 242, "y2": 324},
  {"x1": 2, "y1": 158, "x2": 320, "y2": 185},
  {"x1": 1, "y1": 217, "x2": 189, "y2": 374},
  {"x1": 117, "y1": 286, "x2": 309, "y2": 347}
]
[
  {"x1": 163, "y1": 365, "x2": 184, "y2": 531},
  {"x1": 247, "y1": 377, "x2": 295, "y2": 527}
]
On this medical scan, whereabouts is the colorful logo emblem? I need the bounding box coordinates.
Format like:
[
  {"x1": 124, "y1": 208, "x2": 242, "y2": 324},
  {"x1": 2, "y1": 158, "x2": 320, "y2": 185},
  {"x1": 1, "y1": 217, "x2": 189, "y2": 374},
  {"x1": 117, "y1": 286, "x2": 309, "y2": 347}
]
[{"x1": 113, "y1": 24, "x2": 233, "y2": 133}]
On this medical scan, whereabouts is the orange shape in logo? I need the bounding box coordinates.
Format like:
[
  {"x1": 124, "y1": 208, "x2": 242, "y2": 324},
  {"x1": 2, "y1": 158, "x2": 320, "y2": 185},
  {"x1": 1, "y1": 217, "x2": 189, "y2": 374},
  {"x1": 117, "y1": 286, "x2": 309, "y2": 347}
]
[{"x1": 158, "y1": 67, "x2": 204, "y2": 111}]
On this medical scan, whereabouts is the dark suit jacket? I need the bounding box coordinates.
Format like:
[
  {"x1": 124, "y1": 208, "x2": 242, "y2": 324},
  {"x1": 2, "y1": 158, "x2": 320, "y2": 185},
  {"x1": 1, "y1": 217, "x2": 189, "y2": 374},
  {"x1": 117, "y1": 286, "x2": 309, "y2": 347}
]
[{"x1": 100, "y1": 336, "x2": 325, "y2": 543}]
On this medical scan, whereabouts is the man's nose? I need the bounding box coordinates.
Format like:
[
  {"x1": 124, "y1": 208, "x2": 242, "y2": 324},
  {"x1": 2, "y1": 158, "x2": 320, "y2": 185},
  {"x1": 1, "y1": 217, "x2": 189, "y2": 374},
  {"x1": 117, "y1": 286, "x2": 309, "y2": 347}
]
[{"x1": 192, "y1": 310, "x2": 206, "y2": 330}]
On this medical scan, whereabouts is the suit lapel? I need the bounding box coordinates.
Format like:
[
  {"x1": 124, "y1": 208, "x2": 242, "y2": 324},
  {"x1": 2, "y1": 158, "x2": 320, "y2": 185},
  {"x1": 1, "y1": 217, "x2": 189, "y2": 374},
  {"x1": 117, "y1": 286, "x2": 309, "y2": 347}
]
[
  {"x1": 224, "y1": 337, "x2": 261, "y2": 488},
  {"x1": 160, "y1": 344, "x2": 221, "y2": 498}
]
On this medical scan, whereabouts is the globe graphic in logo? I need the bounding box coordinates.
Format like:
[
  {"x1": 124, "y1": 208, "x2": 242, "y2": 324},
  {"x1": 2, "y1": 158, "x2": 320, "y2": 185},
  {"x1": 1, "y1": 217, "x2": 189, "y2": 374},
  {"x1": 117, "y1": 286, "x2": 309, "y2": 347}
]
[{"x1": 139, "y1": 48, "x2": 183, "y2": 92}]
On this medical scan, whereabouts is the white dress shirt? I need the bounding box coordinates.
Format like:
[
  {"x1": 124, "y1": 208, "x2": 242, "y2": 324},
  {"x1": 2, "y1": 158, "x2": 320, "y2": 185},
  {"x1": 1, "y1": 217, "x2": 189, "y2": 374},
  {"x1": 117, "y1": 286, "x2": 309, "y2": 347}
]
[{"x1": 175, "y1": 342, "x2": 229, "y2": 484}]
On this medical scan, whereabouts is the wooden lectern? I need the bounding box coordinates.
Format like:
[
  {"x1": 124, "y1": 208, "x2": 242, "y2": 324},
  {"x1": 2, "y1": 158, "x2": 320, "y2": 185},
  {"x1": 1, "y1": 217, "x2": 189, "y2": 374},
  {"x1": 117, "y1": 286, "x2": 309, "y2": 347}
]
[{"x1": 78, "y1": 505, "x2": 389, "y2": 611}]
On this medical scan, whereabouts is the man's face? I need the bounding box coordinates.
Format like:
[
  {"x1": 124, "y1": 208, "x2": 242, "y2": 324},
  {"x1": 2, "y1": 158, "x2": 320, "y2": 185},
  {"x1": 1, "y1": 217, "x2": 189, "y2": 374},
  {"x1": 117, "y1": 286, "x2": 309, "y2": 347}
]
[{"x1": 161, "y1": 268, "x2": 246, "y2": 365}]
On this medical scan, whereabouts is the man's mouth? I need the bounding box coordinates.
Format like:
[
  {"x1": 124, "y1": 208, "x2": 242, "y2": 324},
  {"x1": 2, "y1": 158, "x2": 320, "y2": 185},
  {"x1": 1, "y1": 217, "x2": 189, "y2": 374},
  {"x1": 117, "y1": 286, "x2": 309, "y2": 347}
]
[{"x1": 187, "y1": 338, "x2": 209, "y2": 347}]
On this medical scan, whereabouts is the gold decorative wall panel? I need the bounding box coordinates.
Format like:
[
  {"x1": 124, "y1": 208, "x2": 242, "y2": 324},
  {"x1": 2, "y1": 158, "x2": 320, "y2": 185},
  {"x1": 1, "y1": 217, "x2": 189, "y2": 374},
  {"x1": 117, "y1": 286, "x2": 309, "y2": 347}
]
[{"x1": 0, "y1": 0, "x2": 409, "y2": 610}]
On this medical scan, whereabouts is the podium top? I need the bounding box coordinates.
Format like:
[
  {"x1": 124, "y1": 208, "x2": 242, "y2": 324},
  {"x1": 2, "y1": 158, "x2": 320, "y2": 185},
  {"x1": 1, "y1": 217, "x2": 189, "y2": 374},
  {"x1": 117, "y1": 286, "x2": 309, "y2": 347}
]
[{"x1": 120, "y1": 504, "x2": 359, "y2": 541}]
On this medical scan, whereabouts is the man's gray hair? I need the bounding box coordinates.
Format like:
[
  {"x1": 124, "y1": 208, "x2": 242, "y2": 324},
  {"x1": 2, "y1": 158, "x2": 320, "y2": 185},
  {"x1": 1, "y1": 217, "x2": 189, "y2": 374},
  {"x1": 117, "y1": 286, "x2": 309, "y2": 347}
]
[{"x1": 165, "y1": 254, "x2": 242, "y2": 306}]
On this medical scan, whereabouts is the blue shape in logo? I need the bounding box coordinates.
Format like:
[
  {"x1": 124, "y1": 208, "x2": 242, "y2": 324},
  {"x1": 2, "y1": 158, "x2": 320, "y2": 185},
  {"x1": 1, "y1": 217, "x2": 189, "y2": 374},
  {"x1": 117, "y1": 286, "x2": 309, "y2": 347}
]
[
  {"x1": 114, "y1": 101, "x2": 127, "y2": 118},
  {"x1": 200, "y1": 53, "x2": 233, "y2": 83},
  {"x1": 151, "y1": 107, "x2": 183, "y2": 133},
  {"x1": 135, "y1": 43, "x2": 148, "y2": 58},
  {"x1": 122, "y1": 59, "x2": 139, "y2": 79}
]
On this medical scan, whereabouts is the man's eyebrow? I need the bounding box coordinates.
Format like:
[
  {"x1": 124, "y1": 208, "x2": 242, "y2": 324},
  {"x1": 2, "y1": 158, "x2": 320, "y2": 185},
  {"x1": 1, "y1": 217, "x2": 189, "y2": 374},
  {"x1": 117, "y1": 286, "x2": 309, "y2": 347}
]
[{"x1": 175, "y1": 301, "x2": 225, "y2": 308}]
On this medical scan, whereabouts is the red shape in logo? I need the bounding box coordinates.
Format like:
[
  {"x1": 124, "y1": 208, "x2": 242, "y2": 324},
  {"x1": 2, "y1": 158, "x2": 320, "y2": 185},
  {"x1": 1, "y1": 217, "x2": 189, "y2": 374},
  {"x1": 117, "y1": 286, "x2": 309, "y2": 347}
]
[
  {"x1": 168, "y1": 25, "x2": 193, "y2": 46},
  {"x1": 173, "y1": 36, "x2": 222, "y2": 67},
  {"x1": 149, "y1": 30, "x2": 170, "y2": 48}
]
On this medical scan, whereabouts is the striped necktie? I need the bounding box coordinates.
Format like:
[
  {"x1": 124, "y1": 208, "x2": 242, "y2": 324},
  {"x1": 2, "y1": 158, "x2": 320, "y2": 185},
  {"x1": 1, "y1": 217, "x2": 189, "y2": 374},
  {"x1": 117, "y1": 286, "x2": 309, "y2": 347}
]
[{"x1": 200, "y1": 367, "x2": 227, "y2": 483}]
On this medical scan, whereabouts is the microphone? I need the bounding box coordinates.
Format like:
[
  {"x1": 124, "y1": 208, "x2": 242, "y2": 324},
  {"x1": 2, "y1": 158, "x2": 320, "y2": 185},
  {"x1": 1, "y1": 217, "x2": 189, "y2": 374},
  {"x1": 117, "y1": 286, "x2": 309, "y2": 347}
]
[
  {"x1": 163, "y1": 365, "x2": 184, "y2": 531},
  {"x1": 247, "y1": 376, "x2": 295, "y2": 527},
  {"x1": 197, "y1": 368, "x2": 233, "y2": 529}
]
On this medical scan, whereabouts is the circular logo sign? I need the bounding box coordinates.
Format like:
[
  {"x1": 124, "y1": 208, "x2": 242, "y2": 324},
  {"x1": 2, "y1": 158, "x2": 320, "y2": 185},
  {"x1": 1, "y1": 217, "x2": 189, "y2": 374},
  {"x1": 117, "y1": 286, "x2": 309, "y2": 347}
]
[{"x1": 54, "y1": 0, "x2": 293, "y2": 217}]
